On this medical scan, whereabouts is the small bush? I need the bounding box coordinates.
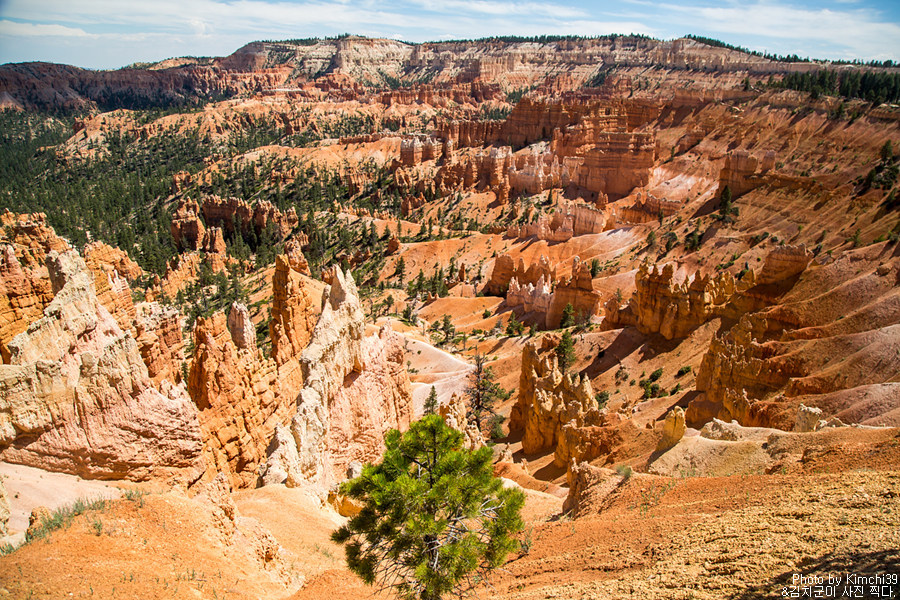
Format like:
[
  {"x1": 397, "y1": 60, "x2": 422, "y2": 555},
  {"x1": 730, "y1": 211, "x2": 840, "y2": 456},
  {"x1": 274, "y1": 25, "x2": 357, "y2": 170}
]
[
  {"x1": 25, "y1": 497, "x2": 110, "y2": 543},
  {"x1": 90, "y1": 517, "x2": 103, "y2": 536},
  {"x1": 489, "y1": 414, "x2": 506, "y2": 440},
  {"x1": 520, "y1": 526, "x2": 534, "y2": 554},
  {"x1": 648, "y1": 368, "x2": 663, "y2": 382},
  {"x1": 615, "y1": 464, "x2": 633, "y2": 479},
  {"x1": 595, "y1": 391, "x2": 610, "y2": 408},
  {"x1": 676, "y1": 365, "x2": 692, "y2": 377}
]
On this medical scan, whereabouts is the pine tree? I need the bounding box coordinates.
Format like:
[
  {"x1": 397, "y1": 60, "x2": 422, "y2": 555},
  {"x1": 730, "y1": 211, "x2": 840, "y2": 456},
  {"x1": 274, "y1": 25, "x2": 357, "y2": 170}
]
[
  {"x1": 424, "y1": 386, "x2": 438, "y2": 415},
  {"x1": 441, "y1": 314, "x2": 455, "y2": 345},
  {"x1": 466, "y1": 353, "x2": 510, "y2": 435},
  {"x1": 560, "y1": 302, "x2": 575, "y2": 328},
  {"x1": 556, "y1": 330, "x2": 576, "y2": 373},
  {"x1": 720, "y1": 184, "x2": 732, "y2": 204},
  {"x1": 332, "y1": 416, "x2": 524, "y2": 600},
  {"x1": 882, "y1": 140, "x2": 894, "y2": 163}
]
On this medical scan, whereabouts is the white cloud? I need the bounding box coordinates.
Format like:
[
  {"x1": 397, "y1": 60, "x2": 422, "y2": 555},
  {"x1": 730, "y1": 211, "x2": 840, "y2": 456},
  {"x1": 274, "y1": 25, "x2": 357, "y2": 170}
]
[
  {"x1": 0, "y1": 19, "x2": 92, "y2": 37},
  {"x1": 411, "y1": 0, "x2": 587, "y2": 19},
  {"x1": 658, "y1": 0, "x2": 900, "y2": 60}
]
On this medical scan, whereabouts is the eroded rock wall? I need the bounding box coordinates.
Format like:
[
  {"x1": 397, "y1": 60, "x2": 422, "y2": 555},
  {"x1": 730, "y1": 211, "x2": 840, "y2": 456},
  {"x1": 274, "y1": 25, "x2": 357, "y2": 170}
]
[
  {"x1": 188, "y1": 306, "x2": 284, "y2": 488},
  {"x1": 263, "y1": 267, "x2": 412, "y2": 495},
  {"x1": 689, "y1": 245, "x2": 900, "y2": 430},
  {"x1": 606, "y1": 262, "x2": 745, "y2": 340},
  {"x1": 0, "y1": 250, "x2": 204, "y2": 481}
]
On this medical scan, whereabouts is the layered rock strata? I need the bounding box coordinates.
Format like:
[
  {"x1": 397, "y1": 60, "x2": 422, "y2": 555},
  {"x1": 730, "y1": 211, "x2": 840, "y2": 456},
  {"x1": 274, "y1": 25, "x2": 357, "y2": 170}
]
[
  {"x1": 717, "y1": 150, "x2": 775, "y2": 199},
  {"x1": 485, "y1": 253, "x2": 556, "y2": 296},
  {"x1": 605, "y1": 262, "x2": 746, "y2": 340},
  {"x1": 263, "y1": 268, "x2": 412, "y2": 495},
  {"x1": 688, "y1": 245, "x2": 898, "y2": 430},
  {"x1": 188, "y1": 305, "x2": 283, "y2": 488},
  {"x1": 506, "y1": 202, "x2": 610, "y2": 242},
  {"x1": 0, "y1": 250, "x2": 204, "y2": 481},
  {"x1": 545, "y1": 257, "x2": 602, "y2": 328},
  {"x1": 134, "y1": 301, "x2": 185, "y2": 385},
  {"x1": 0, "y1": 211, "x2": 69, "y2": 360}
]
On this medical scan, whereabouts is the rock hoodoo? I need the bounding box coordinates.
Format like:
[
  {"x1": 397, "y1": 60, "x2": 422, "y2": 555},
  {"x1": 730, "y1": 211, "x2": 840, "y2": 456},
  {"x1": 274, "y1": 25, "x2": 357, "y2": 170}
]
[
  {"x1": 263, "y1": 267, "x2": 412, "y2": 495},
  {"x1": 656, "y1": 407, "x2": 686, "y2": 452},
  {"x1": 509, "y1": 341, "x2": 601, "y2": 455}
]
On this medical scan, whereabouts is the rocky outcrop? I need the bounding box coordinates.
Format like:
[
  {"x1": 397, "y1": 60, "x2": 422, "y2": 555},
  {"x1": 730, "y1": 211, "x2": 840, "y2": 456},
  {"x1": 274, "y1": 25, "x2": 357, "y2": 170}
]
[
  {"x1": 545, "y1": 257, "x2": 602, "y2": 329},
  {"x1": 381, "y1": 82, "x2": 502, "y2": 108},
  {"x1": 171, "y1": 199, "x2": 209, "y2": 252},
  {"x1": 554, "y1": 417, "x2": 640, "y2": 468},
  {"x1": 83, "y1": 243, "x2": 137, "y2": 331},
  {"x1": 562, "y1": 461, "x2": 607, "y2": 516},
  {"x1": 172, "y1": 195, "x2": 299, "y2": 255},
  {"x1": 485, "y1": 253, "x2": 556, "y2": 296},
  {"x1": 794, "y1": 404, "x2": 824, "y2": 433},
  {"x1": 496, "y1": 255, "x2": 600, "y2": 329},
  {"x1": 134, "y1": 301, "x2": 185, "y2": 385},
  {"x1": 386, "y1": 235, "x2": 401, "y2": 255},
  {"x1": 507, "y1": 202, "x2": 609, "y2": 242},
  {"x1": 83, "y1": 241, "x2": 142, "y2": 281},
  {"x1": 0, "y1": 250, "x2": 204, "y2": 481},
  {"x1": 689, "y1": 248, "x2": 900, "y2": 430},
  {"x1": 193, "y1": 473, "x2": 301, "y2": 590},
  {"x1": 656, "y1": 407, "x2": 686, "y2": 452},
  {"x1": 270, "y1": 251, "x2": 318, "y2": 396},
  {"x1": 718, "y1": 150, "x2": 775, "y2": 199},
  {"x1": 0, "y1": 211, "x2": 70, "y2": 360},
  {"x1": 263, "y1": 267, "x2": 412, "y2": 495},
  {"x1": 507, "y1": 276, "x2": 552, "y2": 315},
  {"x1": 574, "y1": 131, "x2": 656, "y2": 199},
  {"x1": 0, "y1": 210, "x2": 70, "y2": 261},
  {"x1": 227, "y1": 303, "x2": 257, "y2": 352},
  {"x1": 0, "y1": 245, "x2": 54, "y2": 362},
  {"x1": 148, "y1": 252, "x2": 227, "y2": 302},
  {"x1": 0, "y1": 475, "x2": 9, "y2": 536},
  {"x1": 757, "y1": 244, "x2": 812, "y2": 285},
  {"x1": 439, "y1": 392, "x2": 485, "y2": 450},
  {"x1": 200, "y1": 196, "x2": 299, "y2": 242},
  {"x1": 509, "y1": 341, "x2": 601, "y2": 455},
  {"x1": 606, "y1": 262, "x2": 745, "y2": 340},
  {"x1": 188, "y1": 306, "x2": 284, "y2": 488},
  {"x1": 615, "y1": 190, "x2": 682, "y2": 225}
]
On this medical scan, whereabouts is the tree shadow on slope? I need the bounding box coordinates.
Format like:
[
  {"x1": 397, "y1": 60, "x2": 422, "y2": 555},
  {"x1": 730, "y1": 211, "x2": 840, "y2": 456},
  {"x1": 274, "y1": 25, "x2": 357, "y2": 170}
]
[{"x1": 727, "y1": 548, "x2": 900, "y2": 600}]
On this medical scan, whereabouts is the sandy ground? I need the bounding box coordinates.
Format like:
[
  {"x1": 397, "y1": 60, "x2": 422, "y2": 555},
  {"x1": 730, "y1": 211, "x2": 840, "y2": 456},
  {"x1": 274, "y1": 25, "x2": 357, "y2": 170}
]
[
  {"x1": 404, "y1": 335, "x2": 473, "y2": 417},
  {"x1": 0, "y1": 462, "x2": 123, "y2": 546}
]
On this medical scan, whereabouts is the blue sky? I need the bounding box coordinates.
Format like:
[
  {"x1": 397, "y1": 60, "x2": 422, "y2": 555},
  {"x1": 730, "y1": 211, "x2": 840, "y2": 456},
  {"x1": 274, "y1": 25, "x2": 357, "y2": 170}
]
[{"x1": 0, "y1": 0, "x2": 898, "y2": 69}]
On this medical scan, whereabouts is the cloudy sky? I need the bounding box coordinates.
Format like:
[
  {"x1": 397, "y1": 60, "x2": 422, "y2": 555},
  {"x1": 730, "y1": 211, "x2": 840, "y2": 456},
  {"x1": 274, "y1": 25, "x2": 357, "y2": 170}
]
[{"x1": 0, "y1": 0, "x2": 898, "y2": 69}]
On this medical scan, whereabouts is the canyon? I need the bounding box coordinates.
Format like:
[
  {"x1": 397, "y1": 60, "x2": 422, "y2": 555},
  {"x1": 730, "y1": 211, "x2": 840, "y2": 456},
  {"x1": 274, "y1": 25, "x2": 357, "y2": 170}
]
[{"x1": 0, "y1": 33, "x2": 898, "y2": 599}]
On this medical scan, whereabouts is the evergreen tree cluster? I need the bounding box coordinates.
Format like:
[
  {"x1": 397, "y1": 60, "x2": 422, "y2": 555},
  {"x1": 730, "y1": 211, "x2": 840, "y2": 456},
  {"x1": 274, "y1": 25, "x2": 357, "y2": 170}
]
[
  {"x1": 777, "y1": 69, "x2": 900, "y2": 104},
  {"x1": 0, "y1": 111, "x2": 201, "y2": 274}
]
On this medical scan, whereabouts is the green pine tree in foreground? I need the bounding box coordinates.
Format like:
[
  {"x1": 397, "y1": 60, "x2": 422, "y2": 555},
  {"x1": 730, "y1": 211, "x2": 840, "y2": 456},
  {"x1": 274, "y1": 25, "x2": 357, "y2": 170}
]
[{"x1": 331, "y1": 415, "x2": 525, "y2": 600}]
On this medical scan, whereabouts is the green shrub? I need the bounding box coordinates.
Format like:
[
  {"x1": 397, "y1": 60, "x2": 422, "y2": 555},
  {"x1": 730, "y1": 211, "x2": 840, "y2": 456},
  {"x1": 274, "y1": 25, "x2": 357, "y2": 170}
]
[
  {"x1": 25, "y1": 497, "x2": 110, "y2": 544},
  {"x1": 615, "y1": 464, "x2": 633, "y2": 479}
]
